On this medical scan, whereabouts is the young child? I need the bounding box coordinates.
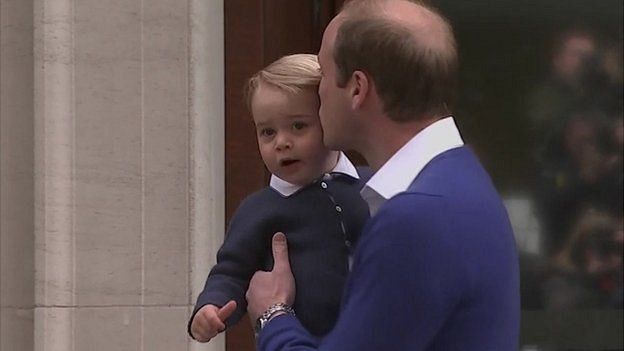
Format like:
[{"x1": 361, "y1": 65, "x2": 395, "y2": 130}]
[{"x1": 188, "y1": 54, "x2": 371, "y2": 342}]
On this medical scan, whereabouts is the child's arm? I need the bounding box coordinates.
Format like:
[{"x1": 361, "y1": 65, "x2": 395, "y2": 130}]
[
  {"x1": 188, "y1": 190, "x2": 273, "y2": 339},
  {"x1": 190, "y1": 300, "x2": 237, "y2": 342}
]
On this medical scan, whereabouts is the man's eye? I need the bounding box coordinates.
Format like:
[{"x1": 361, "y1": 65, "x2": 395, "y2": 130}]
[{"x1": 293, "y1": 122, "x2": 307, "y2": 130}]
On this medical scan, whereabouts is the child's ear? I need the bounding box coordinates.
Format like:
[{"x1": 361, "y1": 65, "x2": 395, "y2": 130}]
[{"x1": 349, "y1": 70, "x2": 369, "y2": 110}]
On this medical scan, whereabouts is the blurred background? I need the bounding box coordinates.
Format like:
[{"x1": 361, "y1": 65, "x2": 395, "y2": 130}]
[
  {"x1": 437, "y1": 1, "x2": 623, "y2": 350},
  {"x1": 1, "y1": 0, "x2": 622, "y2": 350}
]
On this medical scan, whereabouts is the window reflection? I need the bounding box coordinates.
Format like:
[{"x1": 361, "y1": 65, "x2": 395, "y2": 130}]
[
  {"x1": 530, "y1": 29, "x2": 623, "y2": 312},
  {"x1": 434, "y1": 0, "x2": 623, "y2": 349}
]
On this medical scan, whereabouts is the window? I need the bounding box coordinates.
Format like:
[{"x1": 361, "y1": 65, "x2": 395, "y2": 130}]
[{"x1": 434, "y1": 0, "x2": 623, "y2": 349}]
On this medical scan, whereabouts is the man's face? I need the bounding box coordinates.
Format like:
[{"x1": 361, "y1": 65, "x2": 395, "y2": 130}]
[
  {"x1": 251, "y1": 83, "x2": 336, "y2": 186},
  {"x1": 318, "y1": 18, "x2": 352, "y2": 151}
]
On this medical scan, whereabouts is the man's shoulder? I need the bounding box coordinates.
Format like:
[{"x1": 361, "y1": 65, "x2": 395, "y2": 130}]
[
  {"x1": 417, "y1": 145, "x2": 475, "y2": 175},
  {"x1": 408, "y1": 146, "x2": 494, "y2": 195},
  {"x1": 370, "y1": 192, "x2": 448, "y2": 237},
  {"x1": 383, "y1": 191, "x2": 445, "y2": 217}
]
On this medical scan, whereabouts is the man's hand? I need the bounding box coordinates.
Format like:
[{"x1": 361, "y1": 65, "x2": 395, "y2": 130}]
[
  {"x1": 190, "y1": 300, "x2": 237, "y2": 343},
  {"x1": 246, "y1": 232, "x2": 296, "y2": 322}
]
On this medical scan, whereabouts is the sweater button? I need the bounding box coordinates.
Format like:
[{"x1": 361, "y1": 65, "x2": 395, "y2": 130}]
[
  {"x1": 345, "y1": 240, "x2": 352, "y2": 248},
  {"x1": 335, "y1": 205, "x2": 342, "y2": 212},
  {"x1": 320, "y1": 182, "x2": 328, "y2": 189}
]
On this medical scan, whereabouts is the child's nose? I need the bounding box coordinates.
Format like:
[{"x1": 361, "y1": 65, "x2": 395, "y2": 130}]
[{"x1": 275, "y1": 134, "x2": 292, "y2": 150}]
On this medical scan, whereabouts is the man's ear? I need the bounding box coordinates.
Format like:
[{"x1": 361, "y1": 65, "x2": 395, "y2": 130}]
[{"x1": 349, "y1": 70, "x2": 369, "y2": 110}]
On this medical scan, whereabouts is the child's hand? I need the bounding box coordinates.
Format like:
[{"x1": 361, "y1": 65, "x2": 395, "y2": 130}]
[{"x1": 190, "y1": 300, "x2": 237, "y2": 343}]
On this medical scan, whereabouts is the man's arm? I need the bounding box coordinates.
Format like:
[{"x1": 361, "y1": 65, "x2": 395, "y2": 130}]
[{"x1": 250, "y1": 195, "x2": 466, "y2": 351}]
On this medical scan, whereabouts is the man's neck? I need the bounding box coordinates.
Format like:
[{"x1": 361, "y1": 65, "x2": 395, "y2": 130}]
[{"x1": 360, "y1": 116, "x2": 441, "y2": 171}]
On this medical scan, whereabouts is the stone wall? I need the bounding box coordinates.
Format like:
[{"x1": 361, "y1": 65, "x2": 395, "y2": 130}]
[{"x1": 0, "y1": 1, "x2": 224, "y2": 350}]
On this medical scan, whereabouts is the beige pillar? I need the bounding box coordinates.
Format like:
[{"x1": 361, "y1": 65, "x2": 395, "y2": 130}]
[
  {"x1": 189, "y1": 0, "x2": 225, "y2": 350},
  {"x1": 0, "y1": 0, "x2": 35, "y2": 350},
  {"x1": 3, "y1": 0, "x2": 225, "y2": 350},
  {"x1": 33, "y1": 1, "x2": 75, "y2": 350}
]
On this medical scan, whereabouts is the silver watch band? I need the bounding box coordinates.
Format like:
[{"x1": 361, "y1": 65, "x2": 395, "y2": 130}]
[{"x1": 255, "y1": 302, "x2": 295, "y2": 335}]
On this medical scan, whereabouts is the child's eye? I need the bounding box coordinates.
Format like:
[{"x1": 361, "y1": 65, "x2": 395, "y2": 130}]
[
  {"x1": 293, "y1": 122, "x2": 307, "y2": 130},
  {"x1": 260, "y1": 128, "x2": 275, "y2": 137}
]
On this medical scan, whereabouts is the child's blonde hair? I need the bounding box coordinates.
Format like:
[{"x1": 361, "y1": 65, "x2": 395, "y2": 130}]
[{"x1": 245, "y1": 54, "x2": 321, "y2": 111}]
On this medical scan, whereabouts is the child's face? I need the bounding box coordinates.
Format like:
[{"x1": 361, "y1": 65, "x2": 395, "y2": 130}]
[{"x1": 251, "y1": 83, "x2": 337, "y2": 186}]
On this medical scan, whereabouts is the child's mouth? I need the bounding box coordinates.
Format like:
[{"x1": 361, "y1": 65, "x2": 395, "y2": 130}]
[{"x1": 280, "y1": 159, "x2": 300, "y2": 167}]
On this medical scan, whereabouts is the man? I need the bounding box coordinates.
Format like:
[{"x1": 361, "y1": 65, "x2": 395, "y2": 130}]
[{"x1": 246, "y1": 1, "x2": 520, "y2": 350}]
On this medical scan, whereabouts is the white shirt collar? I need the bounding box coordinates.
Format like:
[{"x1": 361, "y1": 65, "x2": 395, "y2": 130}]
[
  {"x1": 270, "y1": 152, "x2": 359, "y2": 197},
  {"x1": 361, "y1": 117, "x2": 464, "y2": 215}
]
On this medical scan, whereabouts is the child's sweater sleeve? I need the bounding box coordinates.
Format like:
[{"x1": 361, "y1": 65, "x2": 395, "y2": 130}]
[{"x1": 188, "y1": 191, "x2": 272, "y2": 337}]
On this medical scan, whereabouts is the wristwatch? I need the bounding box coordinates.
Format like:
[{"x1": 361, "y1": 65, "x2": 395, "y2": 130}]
[{"x1": 254, "y1": 302, "x2": 295, "y2": 334}]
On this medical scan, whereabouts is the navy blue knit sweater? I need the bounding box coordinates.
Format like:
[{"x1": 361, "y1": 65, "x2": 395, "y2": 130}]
[{"x1": 189, "y1": 169, "x2": 371, "y2": 337}]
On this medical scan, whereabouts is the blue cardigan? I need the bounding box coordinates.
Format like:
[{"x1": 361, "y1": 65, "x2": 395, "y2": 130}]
[
  {"x1": 258, "y1": 147, "x2": 520, "y2": 351},
  {"x1": 189, "y1": 170, "x2": 371, "y2": 337}
]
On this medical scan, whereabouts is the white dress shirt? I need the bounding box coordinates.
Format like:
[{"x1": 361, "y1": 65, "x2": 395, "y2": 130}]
[{"x1": 361, "y1": 117, "x2": 464, "y2": 216}]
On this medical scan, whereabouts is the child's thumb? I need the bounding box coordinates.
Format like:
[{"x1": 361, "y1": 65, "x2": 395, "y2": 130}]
[{"x1": 217, "y1": 300, "x2": 237, "y2": 321}]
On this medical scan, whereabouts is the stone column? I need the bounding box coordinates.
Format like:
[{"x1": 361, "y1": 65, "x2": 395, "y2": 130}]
[
  {"x1": 25, "y1": 0, "x2": 225, "y2": 350},
  {"x1": 33, "y1": 1, "x2": 75, "y2": 350},
  {"x1": 189, "y1": 0, "x2": 225, "y2": 350},
  {"x1": 0, "y1": 0, "x2": 35, "y2": 350}
]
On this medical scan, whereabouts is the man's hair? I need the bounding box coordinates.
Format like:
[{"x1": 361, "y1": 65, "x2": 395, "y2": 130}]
[
  {"x1": 335, "y1": 0, "x2": 458, "y2": 122},
  {"x1": 245, "y1": 54, "x2": 321, "y2": 111}
]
